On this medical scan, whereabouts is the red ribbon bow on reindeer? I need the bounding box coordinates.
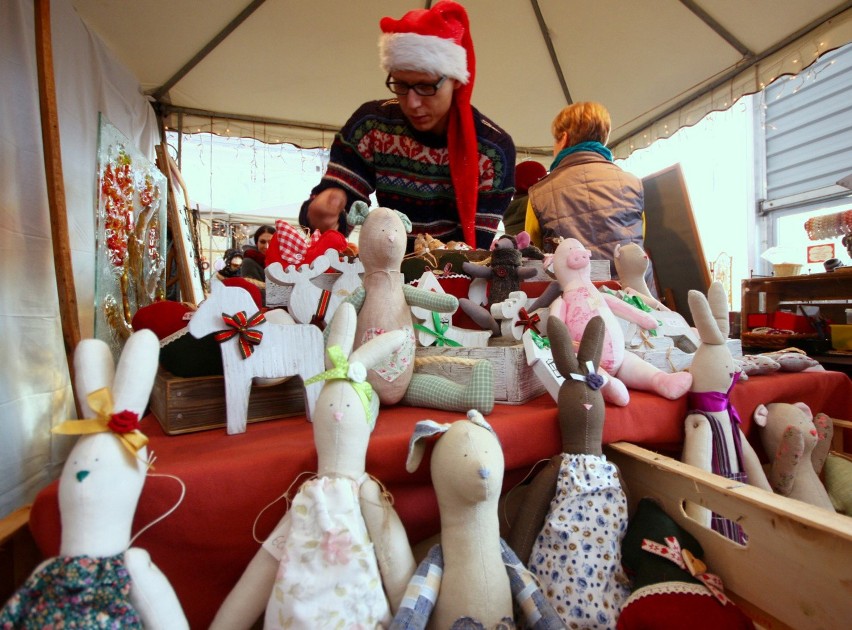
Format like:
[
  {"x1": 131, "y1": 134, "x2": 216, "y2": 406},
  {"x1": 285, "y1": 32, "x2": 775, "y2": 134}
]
[
  {"x1": 514, "y1": 308, "x2": 541, "y2": 334},
  {"x1": 215, "y1": 310, "x2": 266, "y2": 359}
]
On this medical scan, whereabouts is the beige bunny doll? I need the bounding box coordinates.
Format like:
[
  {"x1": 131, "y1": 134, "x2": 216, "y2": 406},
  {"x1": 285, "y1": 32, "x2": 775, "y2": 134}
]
[
  {"x1": 681, "y1": 281, "x2": 772, "y2": 543},
  {"x1": 210, "y1": 302, "x2": 416, "y2": 629},
  {"x1": 392, "y1": 411, "x2": 562, "y2": 629},
  {"x1": 0, "y1": 330, "x2": 188, "y2": 629}
]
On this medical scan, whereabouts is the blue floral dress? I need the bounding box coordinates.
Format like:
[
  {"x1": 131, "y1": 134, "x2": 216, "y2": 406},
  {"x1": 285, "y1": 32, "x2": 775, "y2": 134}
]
[
  {"x1": 0, "y1": 554, "x2": 142, "y2": 629},
  {"x1": 528, "y1": 454, "x2": 630, "y2": 628}
]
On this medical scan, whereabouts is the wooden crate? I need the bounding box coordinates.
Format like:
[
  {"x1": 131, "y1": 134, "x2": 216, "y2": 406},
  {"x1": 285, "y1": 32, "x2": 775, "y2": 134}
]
[
  {"x1": 149, "y1": 368, "x2": 306, "y2": 435},
  {"x1": 607, "y1": 442, "x2": 852, "y2": 630},
  {"x1": 415, "y1": 339, "x2": 545, "y2": 404}
]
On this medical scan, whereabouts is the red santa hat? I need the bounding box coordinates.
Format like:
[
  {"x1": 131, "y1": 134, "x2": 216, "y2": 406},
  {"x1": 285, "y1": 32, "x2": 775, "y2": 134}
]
[{"x1": 379, "y1": 1, "x2": 479, "y2": 247}]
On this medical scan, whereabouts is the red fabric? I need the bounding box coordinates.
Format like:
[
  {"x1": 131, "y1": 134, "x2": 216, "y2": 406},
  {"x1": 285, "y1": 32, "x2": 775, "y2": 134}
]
[
  {"x1": 514, "y1": 161, "x2": 547, "y2": 194},
  {"x1": 29, "y1": 370, "x2": 851, "y2": 629},
  {"x1": 617, "y1": 589, "x2": 755, "y2": 629}
]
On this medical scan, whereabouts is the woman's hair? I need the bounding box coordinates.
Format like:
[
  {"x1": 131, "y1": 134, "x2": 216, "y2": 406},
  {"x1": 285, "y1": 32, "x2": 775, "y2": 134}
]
[
  {"x1": 253, "y1": 224, "x2": 275, "y2": 244},
  {"x1": 551, "y1": 102, "x2": 611, "y2": 146}
]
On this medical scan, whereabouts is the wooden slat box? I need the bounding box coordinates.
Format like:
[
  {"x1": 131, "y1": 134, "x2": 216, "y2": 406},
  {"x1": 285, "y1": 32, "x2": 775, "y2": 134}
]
[
  {"x1": 415, "y1": 339, "x2": 545, "y2": 404},
  {"x1": 149, "y1": 368, "x2": 306, "y2": 435},
  {"x1": 607, "y1": 442, "x2": 852, "y2": 630}
]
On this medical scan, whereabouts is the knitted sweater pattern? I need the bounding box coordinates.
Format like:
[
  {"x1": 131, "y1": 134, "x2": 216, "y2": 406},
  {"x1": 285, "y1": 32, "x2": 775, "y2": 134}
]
[{"x1": 301, "y1": 99, "x2": 515, "y2": 250}]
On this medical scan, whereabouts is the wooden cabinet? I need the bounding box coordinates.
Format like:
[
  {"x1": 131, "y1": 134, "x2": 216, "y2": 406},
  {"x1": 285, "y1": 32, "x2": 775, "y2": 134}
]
[{"x1": 741, "y1": 271, "x2": 852, "y2": 334}]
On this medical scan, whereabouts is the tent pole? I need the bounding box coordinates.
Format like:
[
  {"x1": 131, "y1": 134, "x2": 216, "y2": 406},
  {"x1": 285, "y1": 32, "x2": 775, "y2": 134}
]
[{"x1": 34, "y1": 0, "x2": 82, "y2": 418}]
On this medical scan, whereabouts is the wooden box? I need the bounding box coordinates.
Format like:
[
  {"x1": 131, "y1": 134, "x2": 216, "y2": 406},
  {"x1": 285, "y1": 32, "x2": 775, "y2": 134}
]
[
  {"x1": 415, "y1": 339, "x2": 545, "y2": 404},
  {"x1": 608, "y1": 441, "x2": 852, "y2": 629},
  {"x1": 149, "y1": 368, "x2": 306, "y2": 435}
]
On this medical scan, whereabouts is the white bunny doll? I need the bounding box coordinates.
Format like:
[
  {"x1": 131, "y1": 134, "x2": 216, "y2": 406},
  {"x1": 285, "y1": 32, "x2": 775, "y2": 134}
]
[
  {"x1": 681, "y1": 282, "x2": 772, "y2": 542},
  {"x1": 210, "y1": 302, "x2": 416, "y2": 629},
  {"x1": 0, "y1": 330, "x2": 188, "y2": 629}
]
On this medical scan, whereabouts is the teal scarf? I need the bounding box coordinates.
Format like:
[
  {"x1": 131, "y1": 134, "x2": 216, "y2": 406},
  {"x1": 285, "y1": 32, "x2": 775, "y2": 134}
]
[{"x1": 551, "y1": 141, "x2": 613, "y2": 170}]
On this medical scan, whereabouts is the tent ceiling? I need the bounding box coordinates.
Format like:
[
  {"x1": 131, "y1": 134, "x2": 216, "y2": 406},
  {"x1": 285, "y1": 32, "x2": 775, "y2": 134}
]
[{"x1": 70, "y1": 0, "x2": 852, "y2": 157}]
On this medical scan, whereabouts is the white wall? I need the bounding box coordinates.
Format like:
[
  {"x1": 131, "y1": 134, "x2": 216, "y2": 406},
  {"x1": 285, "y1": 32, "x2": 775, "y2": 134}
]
[{"x1": 0, "y1": 0, "x2": 159, "y2": 517}]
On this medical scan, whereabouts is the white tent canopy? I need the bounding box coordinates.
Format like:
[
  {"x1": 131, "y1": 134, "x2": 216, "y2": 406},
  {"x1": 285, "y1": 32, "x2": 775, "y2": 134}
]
[{"x1": 72, "y1": 0, "x2": 852, "y2": 157}]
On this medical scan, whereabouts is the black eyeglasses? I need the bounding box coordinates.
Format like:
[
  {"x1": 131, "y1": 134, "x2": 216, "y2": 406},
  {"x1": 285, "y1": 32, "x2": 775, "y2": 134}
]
[{"x1": 385, "y1": 74, "x2": 447, "y2": 96}]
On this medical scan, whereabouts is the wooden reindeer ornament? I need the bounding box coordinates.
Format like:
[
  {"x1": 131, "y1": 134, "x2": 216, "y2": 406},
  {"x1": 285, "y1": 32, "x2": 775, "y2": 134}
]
[{"x1": 188, "y1": 281, "x2": 324, "y2": 434}]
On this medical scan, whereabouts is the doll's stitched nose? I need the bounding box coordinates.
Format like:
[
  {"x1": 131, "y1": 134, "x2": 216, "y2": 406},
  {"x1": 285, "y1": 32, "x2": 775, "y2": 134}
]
[
  {"x1": 334, "y1": 411, "x2": 343, "y2": 422},
  {"x1": 478, "y1": 467, "x2": 490, "y2": 479},
  {"x1": 76, "y1": 470, "x2": 90, "y2": 482}
]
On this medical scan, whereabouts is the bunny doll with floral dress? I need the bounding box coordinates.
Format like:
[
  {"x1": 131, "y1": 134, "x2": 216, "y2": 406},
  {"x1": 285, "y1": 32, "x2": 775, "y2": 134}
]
[{"x1": 0, "y1": 330, "x2": 188, "y2": 629}]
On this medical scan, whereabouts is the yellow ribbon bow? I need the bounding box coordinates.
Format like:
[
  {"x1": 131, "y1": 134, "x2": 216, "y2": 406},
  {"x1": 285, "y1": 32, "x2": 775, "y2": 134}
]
[{"x1": 52, "y1": 387, "x2": 149, "y2": 459}]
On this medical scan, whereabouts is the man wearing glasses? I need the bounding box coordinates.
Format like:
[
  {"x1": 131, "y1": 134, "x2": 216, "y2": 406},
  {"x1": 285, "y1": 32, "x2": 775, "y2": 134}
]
[{"x1": 299, "y1": 1, "x2": 516, "y2": 251}]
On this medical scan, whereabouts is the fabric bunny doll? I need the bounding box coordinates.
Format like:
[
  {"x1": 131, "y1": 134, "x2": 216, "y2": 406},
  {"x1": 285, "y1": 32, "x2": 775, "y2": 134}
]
[
  {"x1": 612, "y1": 242, "x2": 661, "y2": 306},
  {"x1": 753, "y1": 402, "x2": 834, "y2": 510},
  {"x1": 210, "y1": 302, "x2": 416, "y2": 629},
  {"x1": 0, "y1": 330, "x2": 188, "y2": 629},
  {"x1": 618, "y1": 498, "x2": 755, "y2": 629},
  {"x1": 392, "y1": 411, "x2": 562, "y2": 629},
  {"x1": 681, "y1": 282, "x2": 771, "y2": 543},
  {"x1": 507, "y1": 315, "x2": 630, "y2": 627},
  {"x1": 342, "y1": 200, "x2": 495, "y2": 414},
  {"x1": 548, "y1": 237, "x2": 693, "y2": 405},
  {"x1": 458, "y1": 234, "x2": 539, "y2": 335}
]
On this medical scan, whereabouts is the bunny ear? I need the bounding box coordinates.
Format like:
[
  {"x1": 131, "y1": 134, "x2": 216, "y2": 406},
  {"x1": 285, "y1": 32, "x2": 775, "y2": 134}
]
[
  {"x1": 707, "y1": 281, "x2": 730, "y2": 337},
  {"x1": 112, "y1": 329, "x2": 160, "y2": 418},
  {"x1": 350, "y1": 329, "x2": 407, "y2": 372},
  {"x1": 326, "y1": 302, "x2": 357, "y2": 362},
  {"x1": 546, "y1": 315, "x2": 580, "y2": 379},
  {"x1": 688, "y1": 287, "x2": 725, "y2": 345},
  {"x1": 576, "y1": 315, "x2": 605, "y2": 373},
  {"x1": 466, "y1": 409, "x2": 498, "y2": 442},
  {"x1": 406, "y1": 419, "x2": 450, "y2": 473},
  {"x1": 515, "y1": 231, "x2": 531, "y2": 250},
  {"x1": 347, "y1": 200, "x2": 371, "y2": 226},
  {"x1": 73, "y1": 339, "x2": 116, "y2": 418}
]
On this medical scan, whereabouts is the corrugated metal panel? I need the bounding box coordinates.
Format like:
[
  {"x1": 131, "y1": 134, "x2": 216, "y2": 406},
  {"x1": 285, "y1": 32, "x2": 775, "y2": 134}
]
[{"x1": 764, "y1": 45, "x2": 852, "y2": 202}]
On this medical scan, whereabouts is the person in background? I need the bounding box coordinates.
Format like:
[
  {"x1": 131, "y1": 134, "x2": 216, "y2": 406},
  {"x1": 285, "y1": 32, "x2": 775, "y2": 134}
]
[
  {"x1": 240, "y1": 224, "x2": 274, "y2": 284},
  {"x1": 299, "y1": 1, "x2": 516, "y2": 252},
  {"x1": 525, "y1": 101, "x2": 656, "y2": 294},
  {"x1": 502, "y1": 160, "x2": 547, "y2": 236},
  {"x1": 217, "y1": 249, "x2": 243, "y2": 279}
]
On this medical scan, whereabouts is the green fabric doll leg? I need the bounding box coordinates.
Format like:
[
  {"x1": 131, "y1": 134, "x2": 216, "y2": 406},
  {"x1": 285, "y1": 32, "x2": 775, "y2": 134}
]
[{"x1": 403, "y1": 360, "x2": 494, "y2": 414}]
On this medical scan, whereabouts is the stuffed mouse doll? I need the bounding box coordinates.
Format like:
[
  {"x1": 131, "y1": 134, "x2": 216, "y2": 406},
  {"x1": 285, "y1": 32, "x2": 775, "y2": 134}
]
[
  {"x1": 753, "y1": 402, "x2": 834, "y2": 510},
  {"x1": 458, "y1": 234, "x2": 539, "y2": 335},
  {"x1": 392, "y1": 411, "x2": 562, "y2": 629},
  {"x1": 0, "y1": 330, "x2": 188, "y2": 629},
  {"x1": 341, "y1": 201, "x2": 495, "y2": 414},
  {"x1": 210, "y1": 303, "x2": 416, "y2": 629},
  {"x1": 507, "y1": 315, "x2": 630, "y2": 627}
]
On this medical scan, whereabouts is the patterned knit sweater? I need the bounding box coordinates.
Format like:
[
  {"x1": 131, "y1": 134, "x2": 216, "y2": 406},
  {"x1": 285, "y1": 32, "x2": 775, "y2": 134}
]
[{"x1": 299, "y1": 98, "x2": 516, "y2": 251}]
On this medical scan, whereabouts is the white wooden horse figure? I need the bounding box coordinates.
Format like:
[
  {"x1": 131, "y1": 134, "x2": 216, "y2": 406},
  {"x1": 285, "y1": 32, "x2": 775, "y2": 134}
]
[{"x1": 188, "y1": 281, "x2": 325, "y2": 434}]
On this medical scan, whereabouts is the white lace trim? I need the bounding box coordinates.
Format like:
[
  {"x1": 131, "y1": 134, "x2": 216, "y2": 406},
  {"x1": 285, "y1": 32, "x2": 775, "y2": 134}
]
[
  {"x1": 160, "y1": 326, "x2": 190, "y2": 347},
  {"x1": 626, "y1": 581, "x2": 711, "y2": 604}
]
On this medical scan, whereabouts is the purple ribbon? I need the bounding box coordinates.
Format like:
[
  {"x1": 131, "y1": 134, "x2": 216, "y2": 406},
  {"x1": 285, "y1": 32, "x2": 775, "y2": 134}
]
[{"x1": 687, "y1": 371, "x2": 742, "y2": 425}]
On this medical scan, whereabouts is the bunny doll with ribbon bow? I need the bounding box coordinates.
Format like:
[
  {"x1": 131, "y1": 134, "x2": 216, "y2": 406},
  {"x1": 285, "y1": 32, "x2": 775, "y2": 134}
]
[
  {"x1": 507, "y1": 315, "x2": 630, "y2": 628},
  {"x1": 0, "y1": 330, "x2": 188, "y2": 629},
  {"x1": 210, "y1": 302, "x2": 416, "y2": 629}
]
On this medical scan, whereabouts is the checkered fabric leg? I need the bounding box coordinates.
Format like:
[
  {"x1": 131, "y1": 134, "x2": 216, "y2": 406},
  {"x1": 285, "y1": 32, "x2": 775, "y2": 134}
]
[{"x1": 404, "y1": 360, "x2": 494, "y2": 414}]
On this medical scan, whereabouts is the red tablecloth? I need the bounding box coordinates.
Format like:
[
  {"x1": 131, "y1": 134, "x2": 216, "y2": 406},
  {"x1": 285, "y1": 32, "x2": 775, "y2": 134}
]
[{"x1": 29, "y1": 370, "x2": 852, "y2": 629}]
